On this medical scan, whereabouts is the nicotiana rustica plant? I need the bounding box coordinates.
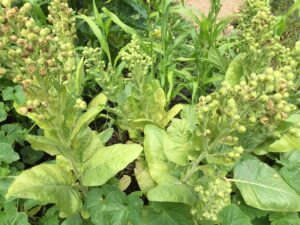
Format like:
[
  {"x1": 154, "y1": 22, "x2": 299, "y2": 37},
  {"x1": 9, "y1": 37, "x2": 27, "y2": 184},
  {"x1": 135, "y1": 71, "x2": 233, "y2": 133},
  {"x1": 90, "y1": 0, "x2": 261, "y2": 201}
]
[{"x1": 0, "y1": 0, "x2": 142, "y2": 219}]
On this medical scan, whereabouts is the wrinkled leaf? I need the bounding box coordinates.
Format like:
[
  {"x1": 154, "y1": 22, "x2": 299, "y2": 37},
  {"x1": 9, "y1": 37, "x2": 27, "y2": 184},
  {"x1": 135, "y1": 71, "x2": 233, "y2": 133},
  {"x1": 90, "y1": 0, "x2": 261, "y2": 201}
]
[{"x1": 6, "y1": 163, "x2": 82, "y2": 217}]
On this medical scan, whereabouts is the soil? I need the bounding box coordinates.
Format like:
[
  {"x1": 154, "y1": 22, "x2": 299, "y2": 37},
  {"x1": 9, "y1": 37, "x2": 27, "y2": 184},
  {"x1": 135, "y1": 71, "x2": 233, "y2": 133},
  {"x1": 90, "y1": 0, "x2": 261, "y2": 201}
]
[{"x1": 184, "y1": 0, "x2": 245, "y2": 18}]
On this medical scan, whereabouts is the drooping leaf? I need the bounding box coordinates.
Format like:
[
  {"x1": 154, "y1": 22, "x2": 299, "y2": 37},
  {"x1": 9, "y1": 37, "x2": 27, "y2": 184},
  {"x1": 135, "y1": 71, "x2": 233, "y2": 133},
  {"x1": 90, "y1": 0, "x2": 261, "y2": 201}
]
[
  {"x1": 219, "y1": 204, "x2": 252, "y2": 225},
  {"x1": 224, "y1": 53, "x2": 246, "y2": 86},
  {"x1": 81, "y1": 143, "x2": 142, "y2": 186},
  {"x1": 26, "y1": 135, "x2": 60, "y2": 156},
  {"x1": 234, "y1": 159, "x2": 300, "y2": 211},
  {"x1": 0, "y1": 143, "x2": 19, "y2": 164},
  {"x1": 6, "y1": 163, "x2": 82, "y2": 217},
  {"x1": 145, "y1": 202, "x2": 193, "y2": 225}
]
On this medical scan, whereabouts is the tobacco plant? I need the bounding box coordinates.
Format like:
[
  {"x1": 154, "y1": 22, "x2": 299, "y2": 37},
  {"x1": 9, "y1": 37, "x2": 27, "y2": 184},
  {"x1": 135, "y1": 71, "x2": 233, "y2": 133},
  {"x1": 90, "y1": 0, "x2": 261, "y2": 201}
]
[{"x1": 0, "y1": 0, "x2": 142, "y2": 221}]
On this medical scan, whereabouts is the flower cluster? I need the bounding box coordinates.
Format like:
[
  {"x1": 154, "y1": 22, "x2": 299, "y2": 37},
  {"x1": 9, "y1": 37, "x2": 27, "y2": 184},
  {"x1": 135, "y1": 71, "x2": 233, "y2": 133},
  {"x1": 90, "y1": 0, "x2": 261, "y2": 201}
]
[
  {"x1": 237, "y1": 0, "x2": 295, "y2": 71},
  {"x1": 119, "y1": 35, "x2": 152, "y2": 77},
  {"x1": 192, "y1": 178, "x2": 232, "y2": 222},
  {"x1": 198, "y1": 68, "x2": 296, "y2": 129},
  {"x1": 0, "y1": 0, "x2": 77, "y2": 121}
]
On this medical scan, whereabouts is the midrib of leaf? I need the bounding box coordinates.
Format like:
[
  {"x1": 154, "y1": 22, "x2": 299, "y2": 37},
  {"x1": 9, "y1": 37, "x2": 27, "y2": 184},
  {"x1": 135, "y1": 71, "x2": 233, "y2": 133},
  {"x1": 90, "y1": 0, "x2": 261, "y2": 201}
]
[{"x1": 230, "y1": 178, "x2": 296, "y2": 195}]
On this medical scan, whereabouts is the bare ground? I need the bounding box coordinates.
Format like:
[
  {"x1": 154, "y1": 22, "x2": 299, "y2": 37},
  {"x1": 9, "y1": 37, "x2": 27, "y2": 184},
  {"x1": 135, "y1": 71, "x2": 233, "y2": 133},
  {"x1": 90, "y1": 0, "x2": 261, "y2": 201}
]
[{"x1": 184, "y1": 0, "x2": 245, "y2": 17}]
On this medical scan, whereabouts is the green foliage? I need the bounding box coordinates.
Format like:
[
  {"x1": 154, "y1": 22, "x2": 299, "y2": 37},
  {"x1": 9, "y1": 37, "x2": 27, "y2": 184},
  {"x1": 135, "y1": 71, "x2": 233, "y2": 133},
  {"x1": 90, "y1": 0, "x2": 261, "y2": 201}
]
[
  {"x1": 234, "y1": 159, "x2": 300, "y2": 211},
  {"x1": 0, "y1": 0, "x2": 299, "y2": 224}
]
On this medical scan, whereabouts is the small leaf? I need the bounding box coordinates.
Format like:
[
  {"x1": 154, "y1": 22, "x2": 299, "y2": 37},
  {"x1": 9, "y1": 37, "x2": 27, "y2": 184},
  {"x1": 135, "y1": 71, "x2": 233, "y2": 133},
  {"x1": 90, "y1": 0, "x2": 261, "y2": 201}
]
[
  {"x1": 2, "y1": 86, "x2": 26, "y2": 104},
  {"x1": 219, "y1": 204, "x2": 252, "y2": 225},
  {"x1": 234, "y1": 159, "x2": 300, "y2": 211},
  {"x1": 82, "y1": 143, "x2": 142, "y2": 186},
  {"x1": 146, "y1": 202, "x2": 193, "y2": 225},
  {"x1": 0, "y1": 143, "x2": 19, "y2": 164}
]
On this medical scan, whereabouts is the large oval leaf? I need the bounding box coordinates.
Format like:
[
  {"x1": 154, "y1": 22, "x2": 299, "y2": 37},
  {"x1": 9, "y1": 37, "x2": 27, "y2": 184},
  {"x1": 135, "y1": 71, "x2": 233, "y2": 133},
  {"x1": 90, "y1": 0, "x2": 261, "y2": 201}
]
[
  {"x1": 234, "y1": 159, "x2": 300, "y2": 211},
  {"x1": 81, "y1": 143, "x2": 142, "y2": 186},
  {"x1": 6, "y1": 163, "x2": 82, "y2": 217}
]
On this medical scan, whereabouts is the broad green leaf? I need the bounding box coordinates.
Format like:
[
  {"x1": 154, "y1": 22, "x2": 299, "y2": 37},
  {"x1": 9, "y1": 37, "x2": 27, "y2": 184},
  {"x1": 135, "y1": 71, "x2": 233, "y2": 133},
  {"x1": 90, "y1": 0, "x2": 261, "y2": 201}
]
[
  {"x1": 61, "y1": 214, "x2": 83, "y2": 225},
  {"x1": 0, "y1": 143, "x2": 19, "y2": 163},
  {"x1": 105, "y1": 191, "x2": 143, "y2": 225},
  {"x1": 6, "y1": 163, "x2": 82, "y2": 217},
  {"x1": 147, "y1": 183, "x2": 197, "y2": 206},
  {"x1": 2, "y1": 86, "x2": 26, "y2": 105},
  {"x1": 85, "y1": 186, "x2": 117, "y2": 225},
  {"x1": 146, "y1": 202, "x2": 193, "y2": 225},
  {"x1": 71, "y1": 95, "x2": 107, "y2": 140},
  {"x1": 224, "y1": 53, "x2": 246, "y2": 86},
  {"x1": 270, "y1": 135, "x2": 300, "y2": 152},
  {"x1": 27, "y1": 135, "x2": 60, "y2": 156},
  {"x1": 219, "y1": 204, "x2": 252, "y2": 225},
  {"x1": 82, "y1": 143, "x2": 142, "y2": 186},
  {"x1": 279, "y1": 167, "x2": 300, "y2": 194},
  {"x1": 234, "y1": 159, "x2": 300, "y2": 211}
]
